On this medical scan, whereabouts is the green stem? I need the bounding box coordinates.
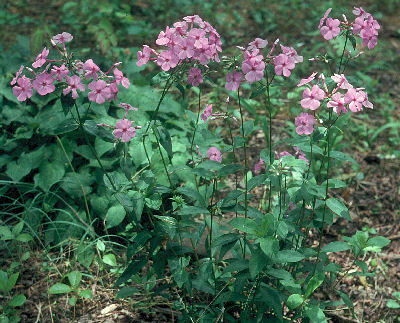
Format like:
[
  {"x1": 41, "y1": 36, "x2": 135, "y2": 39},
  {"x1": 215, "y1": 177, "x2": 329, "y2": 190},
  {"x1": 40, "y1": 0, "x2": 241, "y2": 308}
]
[{"x1": 190, "y1": 89, "x2": 202, "y2": 192}]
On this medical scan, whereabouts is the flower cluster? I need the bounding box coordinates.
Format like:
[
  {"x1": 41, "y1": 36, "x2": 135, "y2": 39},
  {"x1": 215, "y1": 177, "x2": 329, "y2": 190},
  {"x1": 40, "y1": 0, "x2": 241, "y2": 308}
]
[
  {"x1": 225, "y1": 38, "x2": 303, "y2": 90},
  {"x1": 11, "y1": 32, "x2": 130, "y2": 103},
  {"x1": 136, "y1": 15, "x2": 222, "y2": 88},
  {"x1": 295, "y1": 72, "x2": 373, "y2": 136},
  {"x1": 318, "y1": 7, "x2": 380, "y2": 49}
]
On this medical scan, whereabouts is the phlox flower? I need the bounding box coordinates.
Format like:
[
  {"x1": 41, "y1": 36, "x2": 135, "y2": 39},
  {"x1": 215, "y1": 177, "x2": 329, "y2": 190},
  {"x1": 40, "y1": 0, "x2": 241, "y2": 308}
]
[
  {"x1": 32, "y1": 47, "x2": 49, "y2": 68},
  {"x1": 294, "y1": 147, "x2": 309, "y2": 165},
  {"x1": 187, "y1": 67, "x2": 203, "y2": 87},
  {"x1": 331, "y1": 74, "x2": 353, "y2": 90},
  {"x1": 10, "y1": 65, "x2": 24, "y2": 85},
  {"x1": 52, "y1": 32, "x2": 73, "y2": 44},
  {"x1": 188, "y1": 28, "x2": 208, "y2": 49},
  {"x1": 201, "y1": 104, "x2": 212, "y2": 122},
  {"x1": 63, "y1": 75, "x2": 85, "y2": 99},
  {"x1": 225, "y1": 71, "x2": 242, "y2": 91},
  {"x1": 12, "y1": 76, "x2": 33, "y2": 101},
  {"x1": 275, "y1": 151, "x2": 292, "y2": 159},
  {"x1": 113, "y1": 68, "x2": 130, "y2": 88},
  {"x1": 318, "y1": 8, "x2": 332, "y2": 29},
  {"x1": 157, "y1": 50, "x2": 179, "y2": 71},
  {"x1": 280, "y1": 45, "x2": 303, "y2": 64},
  {"x1": 113, "y1": 119, "x2": 136, "y2": 142},
  {"x1": 51, "y1": 64, "x2": 69, "y2": 81},
  {"x1": 83, "y1": 59, "x2": 100, "y2": 80},
  {"x1": 242, "y1": 58, "x2": 265, "y2": 84},
  {"x1": 32, "y1": 72, "x2": 55, "y2": 96},
  {"x1": 344, "y1": 88, "x2": 364, "y2": 112},
  {"x1": 176, "y1": 37, "x2": 195, "y2": 59},
  {"x1": 274, "y1": 54, "x2": 295, "y2": 77},
  {"x1": 156, "y1": 26, "x2": 174, "y2": 46},
  {"x1": 320, "y1": 18, "x2": 341, "y2": 40},
  {"x1": 300, "y1": 84, "x2": 325, "y2": 110},
  {"x1": 88, "y1": 80, "x2": 111, "y2": 104},
  {"x1": 207, "y1": 147, "x2": 222, "y2": 163},
  {"x1": 254, "y1": 158, "x2": 265, "y2": 173},
  {"x1": 297, "y1": 72, "x2": 317, "y2": 87},
  {"x1": 295, "y1": 113, "x2": 315, "y2": 135},
  {"x1": 137, "y1": 45, "x2": 152, "y2": 67},
  {"x1": 119, "y1": 103, "x2": 138, "y2": 112},
  {"x1": 327, "y1": 92, "x2": 347, "y2": 115},
  {"x1": 248, "y1": 38, "x2": 268, "y2": 51},
  {"x1": 107, "y1": 82, "x2": 119, "y2": 102},
  {"x1": 173, "y1": 21, "x2": 188, "y2": 36}
]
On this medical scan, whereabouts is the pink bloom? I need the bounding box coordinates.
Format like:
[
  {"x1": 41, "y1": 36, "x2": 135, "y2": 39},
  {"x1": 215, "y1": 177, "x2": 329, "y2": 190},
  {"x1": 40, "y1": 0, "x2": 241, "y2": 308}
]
[
  {"x1": 331, "y1": 74, "x2": 353, "y2": 89},
  {"x1": 280, "y1": 45, "x2": 303, "y2": 64},
  {"x1": 107, "y1": 82, "x2": 119, "y2": 101},
  {"x1": 188, "y1": 28, "x2": 207, "y2": 49},
  {"x1": 242, "y1": 58, "x2": 265, "y2": 84},
  {"x1": 51, "y1": 64, "x2": 69, "y2": 81},
  {"x1": 294, "y1": 147, "x2": 309, "y2": 165},
  {"x1": 344, "y1": 88, "x2": 364, "y2": 112},
  {"x1": 352, "y1": 7, "x2": 368, "y2": 18},
  {"x1": 12, "y1": 76, "x2": 33, "y2": 101},
  {"x1": 358, "y1": 89, "x2": 373, "y2": 109},
  {"x1": 327, "y1": 92, "x2": 347, "y2": 115},
  {"x1": 187, "y1": 67, "x2": 203, "y2": 87},
  {"x1": 225, "y1": 71, "x2": 242, "y2": 91},
  {"x1": 201, "y1": 104, "x2": 212, "y2": 122},
  {"x1": 274, "y1": 54, "x2": 295, "y2": 77},
  {"x1": 295, "y1": 113, "x2": 316, "y2": 135},
  {"x1": 173, "y1": 21, "x2": 188, "y2": 36},
  {"x1": 254, "y1": 158, "x2": 265, "y2": 173},
  {"x1": 300, "y1": 85, "x2": 325, "y2": 110},
  {"x1": 32, "y1": 72, "x2": 55, "y2": 96},
  {"x1": 207, "y1": 147, "x2": 222, "y2": 163},
  {"x1": 52, "y1": 32, "x2": 73, "y2": 44},
  {"x1": 157, "y1": 50, "x2": 179, "y2": 71},
  {"x1": 10, "y1": 65, "x2": 24, "y2": 85},
  {"x1": 32, "y1": 48, "x2": 49, "y2": 68},
  {"x1": 83, "y1": 59, "x2": 100, "y2": 80},
  {"x1": 248, "y1": 38, "x2": 268, "y2": 51},
  {"x1": 320, "y1": 18, "x2": 341, "y2": 40},
  {"x1": 63, "y1": 75, "x2": 85, "y2": 99},
  {"x1": 319, "y1": 8, "x2": 332, "y2": 29},
  {"x1": 288, "y1": 201, "x2": 296, "y2": 212},
  {"x1": 88, "y1": 80, "x2": 111, "y2": 104},
  {"x1": 119, "y1": 103, "x2": 138, "y2": 112},
  {"x1": 275, "y1": 151, "x2": 292, "y2": 159},
  {"x1": 137, "y1": 45, "x2": 152, "y2": 67},
  {"x1": 156, "y1": 26, "x2": 174, "y2": 46},
  {"x1": 113, "y1": 68, "x2": 130, "y2": 88},
  {"x1": 176, "y1": 37, "x2": 195, "y2": 59},
  {"x1": 113, "y1": 119, "x2": 136, "y2": 142},
  {"x1": 297, "y1": 72, "x2": 317, "y2": 87}
]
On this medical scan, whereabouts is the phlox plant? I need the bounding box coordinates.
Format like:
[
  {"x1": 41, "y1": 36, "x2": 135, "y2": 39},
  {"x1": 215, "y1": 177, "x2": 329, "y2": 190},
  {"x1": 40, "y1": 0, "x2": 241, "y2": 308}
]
[{"x1": 9, "y1": 7, "x2": 390, "y2": 323}]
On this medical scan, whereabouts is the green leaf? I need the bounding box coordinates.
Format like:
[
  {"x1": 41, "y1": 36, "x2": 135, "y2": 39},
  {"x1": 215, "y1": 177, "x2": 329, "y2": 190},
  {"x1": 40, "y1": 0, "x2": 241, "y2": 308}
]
[
  {"x1": 0, "y1": 270, "x2": 8, "y2": 293},
  {"x1": 8, "y1": 294, "x2": 26, "y2": 307},
  {"x1": 5, "y1": 160, "x2": 31, "y2": 182},
  {"x1": 326, "y1": 198, "x2": 351, "y2": 221},
  {"x1": 213, "y1": 233, "x2": 240, "y2": 247},
  {"x1": 249, "y1": 248, "x2": 267, "y2": 278},
  {"x1": 287, "y1": 294, "x2": 304, "y2": 310},
  {"x1": 0, "y1": 226, "x2": 13, "y2": 240},
  {"x1": 84, "y1": 120, "x2": 115, "y2": 142},
  {"x1": 229, "y1": 218, "x2": 257, "y2": 234},
  {"x1": 330, "y1": 151, "x2": 357, "y2": 164},
  {"x1": 260, "y1": 236, "x2": 279, "y2": 258},
  {"x1": 176, "y1": 187, "x2": 206, "y2": 207},
  {"x1": 96, "y1": 240, "x2": 106, "y2": 252},
  {"x1": 321, "y1": 241, "x2": 350, "y2": 253},
  {"x1": 177, "y1": 206, "x2": 209, "y2": 216},
  {"x1": 217, "y1": 164, "x2": 242, "y2": 177},
  {"x1": 337, "y1": 290, "x2": 354, "y2": 309},
  {"x1": 60, "y1": 94, "x2": 75, "y2": 115},
  {"x1": 36, "y1": 162, "x2": 65, "y2": 191},
  {"x1": 115, "y1": 287, "x2": 140, "y2": 299},
  {"x1": 153, "y1": 215, "x2": 177, "y2": 239},
  {"x1": 105, "y1": 205, "x2": 126, "y2": 229},
  {"x1": 12, "y1": 222, "x2": 24, "y2": 236},
  {"x1": 168, "y1": 257, "x2": 190, "y2": 288},
  {"x1": 276, "y1": 250, "x2": 305, "y2": 263},
  {"x1": 78, "y1": 289, "x2": 93, "y2": 299},
  {"x1": 387, "y1": 299, "x2": 400, "y2": 309},
  {"x1": 304, "y1": 273, "x2": 324, "y2": 298},
  {"x1": 366, "y1": 236, "x2": 390, "y2": 248},
  {"x1": 67, "y1": 271, "x2": 82, "y2": 289},
  {"x1": 69, "y1": 297, "x2": 77, "y2": 306},
  {"x1": 157, "y1": 126, "x2": 173, "y2": 158},
  {"x1": 114, "y1": 259, "x2": 147, "y2": 287},
  {"x1": 16, "y1": 233, "x2": 33, "y2": 242},
  {"x1": 305, "y1": 305, "x2": 327, "y2": 323},
  {"x1": 48, "y1": 283, "x2": 72, "y2": 294},
  {"x1": 103, "y1": 254, "x2": 117, "y2": 266},
  {"x1": 247, "y1": 174, "x2": 268, "y2": 191},
  {"x1": 6, "y1": 273, "x2": 19, "y2": 292},
  {"x1": 49, "y1": 118, "x2": 79, "y2": 135},
  {"x1": 242, "y1": 120, "x2": 254, "y2": 137},
  {"x1": 259, "y1": 284, "x2": 283, "y2": 321}
]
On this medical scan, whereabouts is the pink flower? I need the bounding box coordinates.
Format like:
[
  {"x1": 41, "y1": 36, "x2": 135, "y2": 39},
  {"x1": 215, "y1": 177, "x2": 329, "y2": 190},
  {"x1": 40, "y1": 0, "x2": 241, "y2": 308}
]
[
  {"x1": 113, "y1": 119, "x2": 136, "y2": 142},
  {"x1": 137, "y1": 45, "x2": 152, "y2": 67},
  {"x1": 188, "y1": 28, "x2": 207, "y2": 49},
  {"x1": 88, "y1": 80, "x2": 111, "y2": 104},
  {"x1": 63, "y1": 75, "x2": 85, "y2": 99},
  {"x1": 32, "y1": 72, "x2": 55, "y2": 96},
  {"x1": 295, "y1": 113, "x2": 316, "y2": 135},
  {"x1": 157, "y1": 50, "x2": 179, "y2": 71},
  {"x1": 344, "y1": 88, "x2": 364, "y2": 112},
  {"x1": 300, "y1": 85, "x2": 325, "y2": 110},
  {"x1": 353, "y1": 7, "x2": 368, "y2": 18},
  {"x1": 225, "y1": 71, "x2": 242, "y2": 91},
  {"x1": 32, "y1": 48, "x2": 49, "y2": 68},
  {"x1": 297, "y1": 72, "x2": 317, "y2": 87},
  {"x1": 207, "y1": 147, "x2": 222, "y2": 163},
  {"x1": 359, "y1": 90, "x2": 373, "y2": 109},
  {"x1": 187, "y1": 67, "x2": 203, "y2": 87},
  {"x1": 294, "y1": 147, "x2": 309, "y2": 165},
  {"x1": 275, "y1": 151, "x2": 292, "y2": 159},
  {"x1": 12, "y1": 76, "x2": 33, "y2": 101},
  {"x1": 331, "y1": 74, "x2": 353, "y2": 90},
  {"x1": 156, "y1": 26, "x2": 174, "y2": 46},
  {"x1": 288, "y1": 201, "x2": 296, "y2": 213},
  {"x1": 107, "y1": 82, "x2": 119, "y2": 101},
  {"x1": 119, "y1": 103, "x2": 138, "y2": 112},
  {"x1": 274, "y1": 54, "x2": 295, "y2": 77},
  {"x1": 248, "y1": 38, "x2": 268, "y2": 51},
  {"x1": 242, "y1": 58, "x2": 265, "y2": 84},
  {"x1": 254, "y1": 158, "x2": 265, "y2": 173},
  {"x1": 83, "y1": 59, "x2": 100, "y2": 80},
  {"x1": 327, "y1": 92, "x2": 347, "y2": 115},
  {"x1": 320, "y1": 18, "x2": 341, "y2": 40},
  {"x1": 201, "y1": 104, "x2": 212, "y2": 122},
  {"x1": 113, "y1": 68, "x2": 130, "y2": 88},
  {"x1": 10, "y1": 65, "x2": 24, "y2": 85},
  {"x1": 353, "y1": 15, "x2": 380, "y2": 50},
  {"x1": 52, "y1": 32, "x2": 73, "y2": 44},
  {"x1": 318, "y1": 8, "x2": 332, "y2": 29},
  {"x1": 176, "y1": 37, "x2": 195, "y2": 59},
  {"x1": 51, "y1": 64, "x2": 69, "y2": 81},
  {"x1": 280, "y1": 45, "x2": 303, "y2": 64}
]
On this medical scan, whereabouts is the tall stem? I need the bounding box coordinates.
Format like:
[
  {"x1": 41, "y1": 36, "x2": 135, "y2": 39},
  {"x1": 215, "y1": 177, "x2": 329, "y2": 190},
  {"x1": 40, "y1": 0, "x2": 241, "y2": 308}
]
[{"x1": 190, "y1": 89, "x2": 202, "y2": 192}]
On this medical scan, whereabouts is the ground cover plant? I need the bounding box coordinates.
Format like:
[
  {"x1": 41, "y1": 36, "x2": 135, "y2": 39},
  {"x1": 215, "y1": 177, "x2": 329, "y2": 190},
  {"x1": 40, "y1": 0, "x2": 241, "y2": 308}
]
[{"x1": 1, "y1": 1, "x2": 399, "y2": 322}]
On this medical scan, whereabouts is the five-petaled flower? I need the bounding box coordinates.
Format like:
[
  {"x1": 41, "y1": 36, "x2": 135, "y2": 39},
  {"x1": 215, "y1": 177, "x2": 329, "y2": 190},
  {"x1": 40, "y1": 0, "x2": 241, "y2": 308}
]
[
  {"x1": 295, "y1": 112, "x2": 316, "y2": 135},
  {"x1": 207, "y1": 147, "x2": 222, "y2": 163},
  {"x1": 63, "y1": 75, "x2": 85, "y2": 99},
  {"x1": 113, "y1": 119, "x2": 136, "y2": 142},
  {"x1": 88, "y1": 80, "x2": 111, "y2": 104},
  {"x1": 32, "y1": 48, "x2": 49, "y2": 68},
  {"x1": 12, "y1": 76, "x2": 33, "y2": 101}
]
